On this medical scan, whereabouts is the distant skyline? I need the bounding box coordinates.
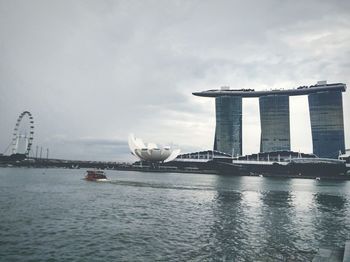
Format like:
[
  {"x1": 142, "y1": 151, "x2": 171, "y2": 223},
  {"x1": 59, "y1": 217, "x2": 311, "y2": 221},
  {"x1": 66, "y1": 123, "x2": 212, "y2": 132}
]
[{"x1": 1, "y1": 0, "x2": 350, "y2": 161}]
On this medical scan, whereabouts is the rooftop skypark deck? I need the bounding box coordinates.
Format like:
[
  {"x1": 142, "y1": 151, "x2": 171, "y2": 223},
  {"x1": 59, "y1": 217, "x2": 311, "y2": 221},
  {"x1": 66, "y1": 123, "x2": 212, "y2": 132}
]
[{"x1": 192, "y1": 82, "x2": 346, "y2": 97}]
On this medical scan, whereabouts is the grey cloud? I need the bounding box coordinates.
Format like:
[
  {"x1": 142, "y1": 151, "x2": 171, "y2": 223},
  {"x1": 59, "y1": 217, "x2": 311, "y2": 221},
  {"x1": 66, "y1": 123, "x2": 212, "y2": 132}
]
[
  {"x1": 1, "y1": 0, "x2": 350, "y2": 161},
  {"x1": 57, "y1": 137, "x2": 128, "y2": 147}
]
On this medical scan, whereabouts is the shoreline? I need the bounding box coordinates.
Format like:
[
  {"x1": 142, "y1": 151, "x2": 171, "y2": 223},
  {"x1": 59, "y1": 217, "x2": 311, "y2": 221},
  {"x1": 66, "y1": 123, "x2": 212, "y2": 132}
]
[{"x1": 1, "y1": 164, "x2": 350, "y2": 181}]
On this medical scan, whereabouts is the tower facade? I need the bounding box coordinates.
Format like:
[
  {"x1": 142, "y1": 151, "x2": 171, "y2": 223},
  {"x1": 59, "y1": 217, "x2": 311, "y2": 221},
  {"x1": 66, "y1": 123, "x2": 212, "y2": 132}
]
[
  {"x1": 308, "y1": 91, "x2": 345, "y2": 158},
  {"x1": 259, "y1": 95, "x2": 290, "y2": 152},
  {"x1": 193, "y1": 82, "x2": 346, "y2": 159},
  {"x1": 214, "y1": 96, "x2": 242, "y2": 156}
]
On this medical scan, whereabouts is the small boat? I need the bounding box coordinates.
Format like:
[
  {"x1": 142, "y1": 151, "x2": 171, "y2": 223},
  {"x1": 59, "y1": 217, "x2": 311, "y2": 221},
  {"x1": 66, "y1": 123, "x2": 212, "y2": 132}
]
[
  {"x1": 315, "y1": 177, "x2": 321, "y2": 181},
  {"x1": 85, "y1": 170, "x2": 108, "y2": 182}
]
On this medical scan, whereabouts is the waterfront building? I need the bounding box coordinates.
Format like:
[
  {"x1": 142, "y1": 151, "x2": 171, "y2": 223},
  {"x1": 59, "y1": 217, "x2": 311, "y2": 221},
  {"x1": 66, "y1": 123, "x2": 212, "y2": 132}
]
[
  {"x1": 259, "y1": 95, "x2": 290, "y2": 152},
  {"x1": 309, "y1": 90, "x2": 345, "y2": 158},
  {"x1": 128, "y1": 134, "x2": 181, "y2": 162},
  {"x1": 235, "y1": 150, "x2": 316, "y2": 162},
  {"x1": 193, "y1": 82, "x2": 346, "y2": 158},
  {"x1": 214, "y1": 96, "x2": 242, "y2": 156},
  {"x1": 176, "y1": 150, "x2": 232, "y2": 161}
]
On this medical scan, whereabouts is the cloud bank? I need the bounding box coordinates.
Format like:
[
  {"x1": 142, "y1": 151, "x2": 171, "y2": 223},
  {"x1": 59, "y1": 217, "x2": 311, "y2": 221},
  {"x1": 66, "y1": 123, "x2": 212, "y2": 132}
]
[{"x1": 1, "y1": 0, "x2": 349, "y2": 161}]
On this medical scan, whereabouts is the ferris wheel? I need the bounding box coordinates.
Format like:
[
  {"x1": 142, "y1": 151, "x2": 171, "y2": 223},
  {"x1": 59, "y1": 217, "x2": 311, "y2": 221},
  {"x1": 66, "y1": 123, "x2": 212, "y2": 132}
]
[{"x1": 11, "y1": 111, "x2": 34, "y2": 155}]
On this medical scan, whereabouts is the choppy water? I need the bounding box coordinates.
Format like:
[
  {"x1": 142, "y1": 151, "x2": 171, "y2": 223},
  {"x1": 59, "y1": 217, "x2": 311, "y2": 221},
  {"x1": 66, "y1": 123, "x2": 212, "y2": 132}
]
[{"x1": 0, "y1": 168, "x2": 350, "y2": 261}]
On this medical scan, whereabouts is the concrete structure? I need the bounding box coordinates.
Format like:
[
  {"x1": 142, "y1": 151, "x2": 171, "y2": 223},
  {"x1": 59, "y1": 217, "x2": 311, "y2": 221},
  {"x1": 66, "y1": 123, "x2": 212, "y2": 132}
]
[
  {"x1": 339, "y1": 149, "x2": 350, "y2": 163},
  {"x1": 193, "y1": 82, "x2": 346, "y2": 158},
  {"x1": 313, "y1": 240, "x2": 350, "y2": 261}
]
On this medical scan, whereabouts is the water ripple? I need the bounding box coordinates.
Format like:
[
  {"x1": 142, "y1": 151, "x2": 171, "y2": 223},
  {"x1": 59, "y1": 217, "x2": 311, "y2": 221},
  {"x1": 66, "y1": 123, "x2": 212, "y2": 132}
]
[{"x1": 0, "y1": 168, "x2": 350, "y2": 261}]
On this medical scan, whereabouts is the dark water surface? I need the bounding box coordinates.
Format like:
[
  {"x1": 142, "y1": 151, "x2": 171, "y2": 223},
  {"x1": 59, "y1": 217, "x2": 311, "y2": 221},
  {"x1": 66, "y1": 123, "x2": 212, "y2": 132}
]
[{"x1": 1, "y1": 168, "x2": 350, "y2": 261}]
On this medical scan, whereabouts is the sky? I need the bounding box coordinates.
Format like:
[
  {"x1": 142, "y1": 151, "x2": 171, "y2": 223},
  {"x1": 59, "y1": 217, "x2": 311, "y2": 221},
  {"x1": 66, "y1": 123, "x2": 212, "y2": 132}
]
[{"x1": 1, "y1": 0, "x2": 350, "y2": 162}]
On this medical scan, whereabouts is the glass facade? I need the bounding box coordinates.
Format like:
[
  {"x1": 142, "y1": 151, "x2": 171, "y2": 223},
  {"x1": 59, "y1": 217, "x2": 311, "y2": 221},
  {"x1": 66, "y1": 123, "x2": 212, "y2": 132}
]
[
  {"x1": 205, "y1": 83, "x2": 346, "y2": 159},
  {"x1": 259, "y1": 95, "x2": 290, "y2": 152},
  {"x1": 308, "y1": 91, "x2": 345, "y2": 158},
  {"x1": 214, "y1": 96, "x2": 242, "y2": 156}
]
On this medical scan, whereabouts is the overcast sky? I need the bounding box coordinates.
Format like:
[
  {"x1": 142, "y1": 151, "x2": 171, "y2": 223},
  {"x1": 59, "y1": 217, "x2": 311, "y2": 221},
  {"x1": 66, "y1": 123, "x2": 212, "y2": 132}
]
[{"x1": 1, "y1": 0, "x2": 350, "y2": 161}]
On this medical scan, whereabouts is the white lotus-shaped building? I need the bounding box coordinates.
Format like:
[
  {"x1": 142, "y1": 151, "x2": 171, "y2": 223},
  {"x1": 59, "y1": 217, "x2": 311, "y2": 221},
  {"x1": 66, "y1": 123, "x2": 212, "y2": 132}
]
[{"x1": 128, "y1": 134, "x2": 180, "y2": 162}]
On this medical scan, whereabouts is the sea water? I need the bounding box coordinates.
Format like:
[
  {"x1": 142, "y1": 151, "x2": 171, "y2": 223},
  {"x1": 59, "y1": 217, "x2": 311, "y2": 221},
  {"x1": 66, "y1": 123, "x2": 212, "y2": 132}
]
[{"x1": 0, "y1": 168, "x2": 350, "y2": 261}]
